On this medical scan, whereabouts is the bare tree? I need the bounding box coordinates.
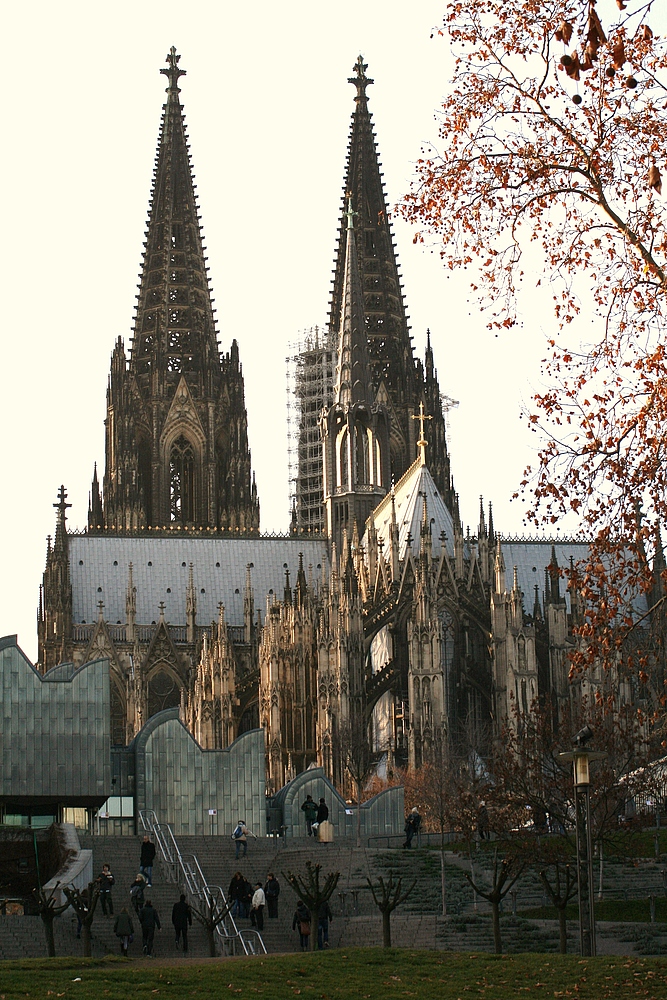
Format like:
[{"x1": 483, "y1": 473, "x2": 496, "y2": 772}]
[
  {"x1": 283, "y1": 861, "x2": 340, "y2": 953},
  {"x1": 33, "y1": 883, "x2": 71, "y2": 958},
  {"x1": 63, "y1": 882, "x2": 100, "y2": 958},
  {"x1": 366, "y1": 873, "x2": 416, "y2": 947},
  {"x1": 189, "y1": 890, "x2": 232, "y2": 958},
  {"x1": 335, "y1": 718, "x2": 377, "y2": 848}
]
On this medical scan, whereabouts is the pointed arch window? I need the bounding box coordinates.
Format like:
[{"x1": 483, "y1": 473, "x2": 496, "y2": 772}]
[{"x1": 170, "y1": 435, "x2": 196, "y2": 522}]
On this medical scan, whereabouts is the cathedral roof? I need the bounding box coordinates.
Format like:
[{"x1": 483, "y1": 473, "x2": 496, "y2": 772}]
[
  {"x1": 362, "y1": 457, "x2": 456, "y2": 561},
  {"x1": 68, "y1": 537, "x2": 328, "y2": 628}
]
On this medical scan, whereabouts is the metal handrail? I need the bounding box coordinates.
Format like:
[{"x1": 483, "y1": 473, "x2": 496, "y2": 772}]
[{"x1": 139, "y1": 809, "x2": 266, "y2": 956}]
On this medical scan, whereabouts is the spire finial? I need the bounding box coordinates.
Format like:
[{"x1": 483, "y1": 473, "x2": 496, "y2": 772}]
[
  {"x1": 161, "y1": 46, "x2": 186, "y2": 94},
  {"x1": 348, "y1": 54, "x2": 374, "y2": 101},
  {"x1": 54, "y1": 484, "x2": 72, "y2": 516},
  {"x1": 411, "y1": 401, "x2": 433, "y2": 465}
]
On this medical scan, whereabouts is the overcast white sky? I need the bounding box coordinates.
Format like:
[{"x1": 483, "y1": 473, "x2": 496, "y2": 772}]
[{"x1": 1, "y1": 0, "x2": 600, "y2": 660}]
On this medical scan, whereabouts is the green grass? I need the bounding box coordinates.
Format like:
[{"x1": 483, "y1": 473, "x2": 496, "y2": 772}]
[
  {"x1": 2, "y1": 949, "x2": 667, "y2": 999},
  {"x1": 522, "y1": 898, "x2": 667, "y2": 923}
]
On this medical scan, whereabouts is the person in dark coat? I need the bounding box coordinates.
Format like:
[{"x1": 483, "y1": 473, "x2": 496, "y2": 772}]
[
  {"x1": 172, "y1": 893, "x2": 192, "y2": 952},
  {"x1": 113, "y1": 907, "x2": 134, "y2": 957},
  {"x1": 316, "y1": 798, "x2": 329, "y2": 824},
  {"x1": 264, "y1": 873, "x2": 280, "y2": 918},
  {"x1": 228, "y1": 871, "x2": 245, "y2": 919},
  {"x1": 292, "y1": 900, "x2": 311, "y2": 951},
  {"x1": 403, "y1": 807, "x2": 421, "y2": 849},
  {"x1": 240, "y1": 876, "x2": 253, "y2": 918},
  {"x1": 301, "y1": 795, "x2": 318, "y2": 836},
  {"x1": 138, "y1": 899, "x2": 161, "y2": 956},
  {"x1": 130, "y1": 873, "x2": 146, "y2": 915},
  {"x1": 317, "y1": 900, "x2": 333, "y2": 949},
  {"x1": 139, "y1": 835, "x2": 156, "y2": 887},
  {"x1": 97, "y1": 863, "x2": 115, "y2": 916}
]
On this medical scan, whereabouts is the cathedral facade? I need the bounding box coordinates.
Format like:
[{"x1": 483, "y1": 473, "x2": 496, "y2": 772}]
[{"x1": 37, "y1": 50, "x2": 658, "y2": 793}]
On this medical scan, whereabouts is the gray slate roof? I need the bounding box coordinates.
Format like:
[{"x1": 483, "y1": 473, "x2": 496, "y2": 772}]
[{"x1": 68, "y1": 536, "x2": 329, "y2": 627}]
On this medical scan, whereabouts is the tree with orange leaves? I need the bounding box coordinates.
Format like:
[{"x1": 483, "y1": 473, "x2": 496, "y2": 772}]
[{"x1": 401, "y1": 1, "x2": 667, "y2": 683}]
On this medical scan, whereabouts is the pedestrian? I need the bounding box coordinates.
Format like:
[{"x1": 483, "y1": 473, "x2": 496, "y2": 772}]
[
  {"x1": 477, "y1": 801, "x2": 490, "y2": 841},
  {"x1": 240, "y1": 876, "x2": 253, "y2": 918},
  {"x1": 264, "y1": 872, "x2": 280, "y2": 918},
  {"x1": 316, "y1": 797, "x2": 329, "y2": 824},
  {"x1": 75, "y1": 886, "x2": 89, "y2": 938},
  {"x1": 172, "y1": 893, "x2": 192, "y2": 952},
  {"x1": 292, "y1": 900, "x2": 311, "y2": 951},
  {"x1": 97, "y1": 863, "x2": 115, "y2": 916},
  {"x1": 251, "y1": 882, "x2": 266, "y2": 931},
  {"x1": 403, "y1": 806, "x2": 421, "y2": 849},
  {"x1": 139, "y1": 834, "x2": 156, "y2": 887},
  {"x1": 228, "y1": 871, "x2": 246, "y2": 919},
  {"x1": 113, "y1": 907, "x2": 134, "y2": 957},
  {"x1": 138, "y1": 899, "x2": 161, "y2": 956},
  {"x1": 301, "y1": 794, "x2": 318, "y2": 836},
  {"x1": 130, "y1": 873, "x2": 146, "y2": 916},
  {"x1": 317, "y1": 900, "x2": 333, "y2": 949},
  {"x1": 231, "y1": 819, "x2": 256, "y2": 859}
]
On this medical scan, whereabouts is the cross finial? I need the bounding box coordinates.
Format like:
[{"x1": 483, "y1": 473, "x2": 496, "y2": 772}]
[
  {"x1": 348, "y1": 54, "x2": 374, "y2": 101},
  {"x1": 161, "y1": 46, "x2": 186, "y2": 94},
  {"x1": 54, "y1": 485, "x2": 72, "y2": 515},
  {"x1": 346, "y1": 195, "x2": 357, "y2": 231},
  {"x1": 411, "y1": 401, "x2": 433, "y2": 465}
]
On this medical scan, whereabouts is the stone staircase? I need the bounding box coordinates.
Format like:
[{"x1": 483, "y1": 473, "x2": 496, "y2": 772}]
[{"x1": 4, "y1": 835, "x2": 667, "y2": 960}]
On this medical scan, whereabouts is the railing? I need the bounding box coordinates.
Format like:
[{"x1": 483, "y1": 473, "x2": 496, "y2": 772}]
[{"x1": 139, "y1": 809, "x2": 266, "y2": 957}]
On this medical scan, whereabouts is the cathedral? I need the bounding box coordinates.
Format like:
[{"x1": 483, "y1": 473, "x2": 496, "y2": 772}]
[{"x1": 37, "y1": 49, "x2": 658, "y2": 795}]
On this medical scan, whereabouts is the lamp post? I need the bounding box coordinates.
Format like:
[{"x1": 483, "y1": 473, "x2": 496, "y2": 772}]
[{"x1": 559, "y1": 744, "x2": 607, "y2": 956}]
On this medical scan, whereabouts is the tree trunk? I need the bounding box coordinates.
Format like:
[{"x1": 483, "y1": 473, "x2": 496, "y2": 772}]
[
  {"x1": 491, "y1": 900, "x2": 502, "y2": 954},
  {"x1": 207, "y1": 926, "x2": 216, "y2": 957},
  {"x1": 440, "y1": 850, "x2": 447, "y2": 917},
  {"x1": 40, "y1": 912, "x2": 56, "y2": 957},
  {"x1": 309, "y1": 905, "x2": 320, "y2": 952},
  {"x1": 558, "y1": 904, "x2": 567, "y2": 954},
  {"x1": 356, "y1": 779, "x2": 362, "y2": 849},
  {"x1": 382, "y1": 909, "x2": 391, "y2": 948},
  {"x1": 82, "y1": 923, "x2": 92, "y2": 958}
]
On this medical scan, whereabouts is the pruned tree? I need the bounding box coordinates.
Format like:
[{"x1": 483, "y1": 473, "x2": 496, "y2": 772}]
[
  {"x1": 33, "y1": 883, "x2": 71, "y2": 958},
  {"x1": 464, "y1": 846, "x2": 526, "y2": 954},
  {"x1": 539, "y1": 857, "x2": 578, "y2": 954},
  {"x1": 283, "y1": 861, "x2": 340, "y2": 953},
  {"x1": 366, "y1": 873, "x2": 416, "y2": 947},
  {"x1": 64, "y1": 881, "x2": 100, "y2": 958},
  {"x1": 401, "y1": 0, "x2": 667, "y2": 682},
  {"x1": 189, "y1": 890, "x2": 232, "y2": 957}
]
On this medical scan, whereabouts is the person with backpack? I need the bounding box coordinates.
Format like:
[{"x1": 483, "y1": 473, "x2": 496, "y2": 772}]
[
  {"x1": 292, "y1": 899, "x2": 311, "y2": 951},
  {"x1": 130, "y1": 873, "x2": 146, "y2": 916},
  {"x1": 231, "y1": 820, "x2": 255, "y2": 859}
]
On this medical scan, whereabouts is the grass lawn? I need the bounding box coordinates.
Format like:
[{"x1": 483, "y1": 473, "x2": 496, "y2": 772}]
[{"x1": 2, "y1": 949, "x2": 667, "y2": 999}]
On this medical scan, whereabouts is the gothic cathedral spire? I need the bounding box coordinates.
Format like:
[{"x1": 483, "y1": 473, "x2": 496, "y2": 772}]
[
  {"x1": 327, "y1": 55, "x2": 452, "y2": 506},
  {"x1": 94, "y1": 48, "x2": 259, "y2": 534}
]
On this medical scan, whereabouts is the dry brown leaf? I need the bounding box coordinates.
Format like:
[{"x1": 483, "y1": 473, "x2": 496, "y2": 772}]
[
  {"x1": 556, "y1": 20, "x2": 573, "y2": 44},
  {"x1": 648, "y1": 162, "x2": 662, "y2": 195},
  {"x1": 612, "y1": 37, "x2": 626, "y2": 69}
]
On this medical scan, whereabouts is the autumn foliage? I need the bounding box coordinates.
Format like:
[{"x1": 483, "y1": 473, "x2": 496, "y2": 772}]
[{"x1": 401, "y1": 1, "x2": 667, "y2": 682}]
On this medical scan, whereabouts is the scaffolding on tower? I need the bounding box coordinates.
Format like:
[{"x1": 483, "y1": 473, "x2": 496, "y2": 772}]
[{"x1": 286, "y1": 326, "x2": 337, "y2": 536}]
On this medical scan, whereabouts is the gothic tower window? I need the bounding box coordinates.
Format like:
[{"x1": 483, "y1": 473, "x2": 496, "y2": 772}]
[
  {"x1": 138, "y1": 438, "x2": 152, "y2": 524},
  {"x1": 170, "y1": 435, "x2": 196, "y2": 522}
]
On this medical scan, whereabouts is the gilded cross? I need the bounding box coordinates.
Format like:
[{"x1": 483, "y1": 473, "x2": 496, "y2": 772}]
[
  {"x1": 161, "y1": 46, "x2": 186, "y2": 93},
  {"x1": 412, "y1": 401, "x2": 433, "y2": 465}
]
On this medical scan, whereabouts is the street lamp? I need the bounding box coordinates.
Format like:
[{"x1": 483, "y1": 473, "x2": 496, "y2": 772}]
[{"x1": 560, "y1": 732, "x2": 607, "y2": 957}]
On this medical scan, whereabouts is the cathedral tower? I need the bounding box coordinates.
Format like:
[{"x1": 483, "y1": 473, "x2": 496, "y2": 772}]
[{"x1": 91, "y1": 48, "x2": 259, "y2": 534}]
